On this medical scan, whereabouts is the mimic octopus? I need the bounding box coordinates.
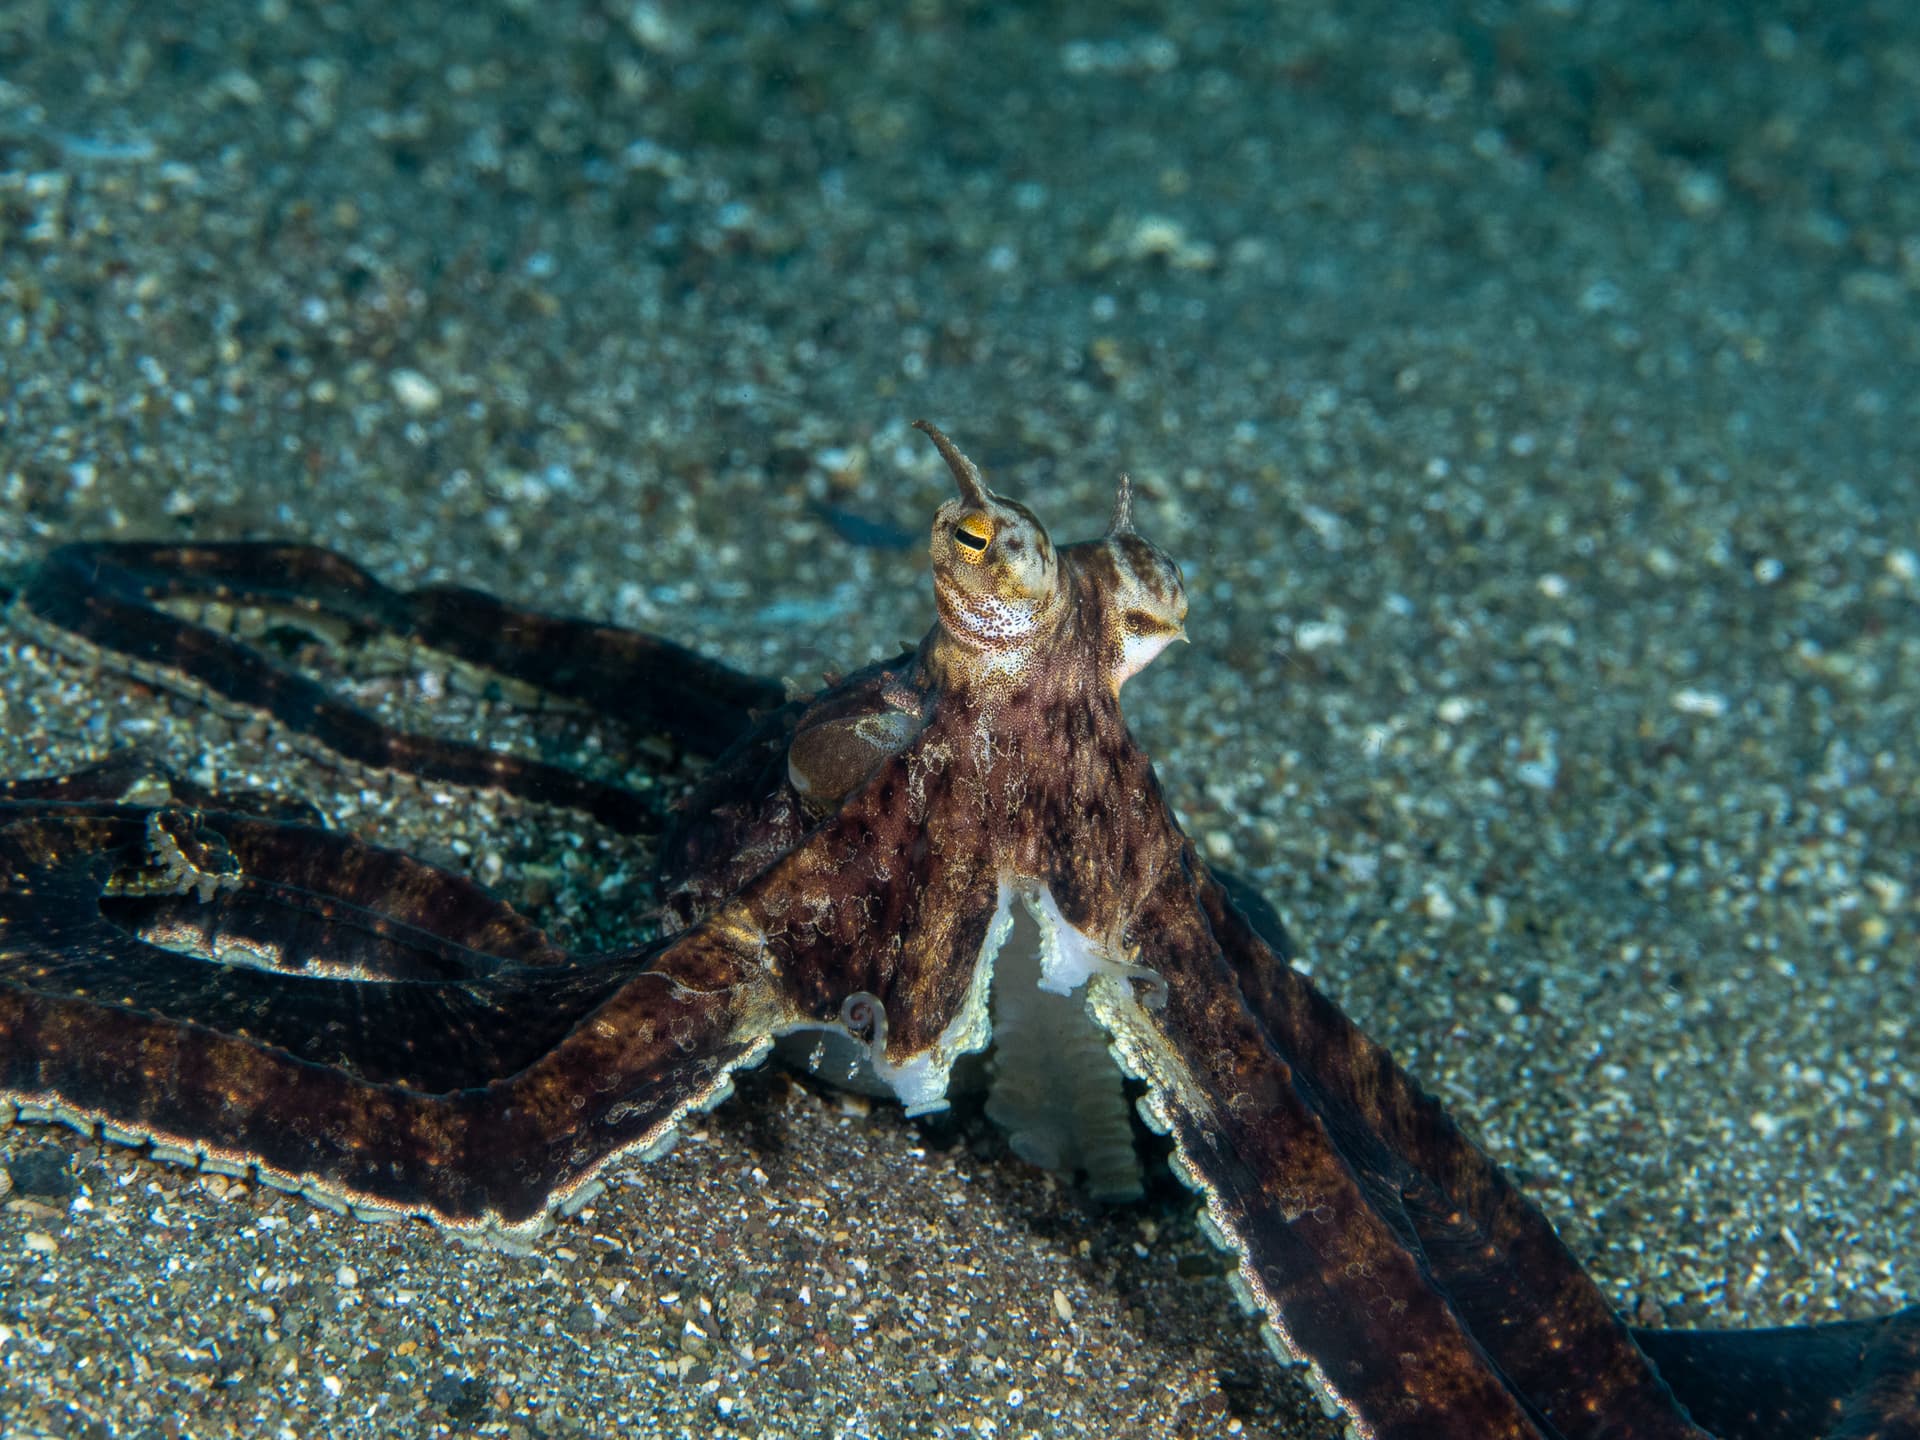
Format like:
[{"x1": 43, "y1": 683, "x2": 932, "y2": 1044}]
[{"x1": 0, "y1": 422, "x2": 1914, "y2": 1439}]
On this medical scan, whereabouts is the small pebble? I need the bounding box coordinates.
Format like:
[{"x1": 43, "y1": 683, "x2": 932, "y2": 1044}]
[
  {"x1": 1671, "y1": 688, "x2": 1730, "y2": 718},
  {"x1": 389, "y1": 368, "x2": 442, "y2": 414}
]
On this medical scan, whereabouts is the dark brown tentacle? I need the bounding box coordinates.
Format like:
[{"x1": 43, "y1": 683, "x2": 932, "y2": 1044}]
[
  {"x1": 1097, "y1": 861, "x2": 1569, "y2": 1439},
  {"x1": 1, "y1": 797, "x2": 569, "y2": 975},
  {"x1": 402, "y1": 581, "x2": 782, "y2": 747},
  {"x1": 1831, "y1": 1305, "x2": 1920, "y2": 1440},
  {"x1": 15, "y1": 542, "x2": 783, "y2": 832},
  {"x1": 1186, "y1": 862, "x2": 1704, "y2": 1438},
  {"x1": 153, "y1": 807, "x2": 574, "y2": 971},
  {"x1": 1630, "y1": 1312, "x2": 1920, "y2": 1440},
  {"x1": 1089, "y1": 852, "x2": 1711, "y2": 1440},
  {"x1": 0, "y1": 756, "x2": 328, "y2": 827},
  {"x1": 656, "y1": 697, "x2": 811, "y2": 929},
  {"x1": 0, "y1": 805, "x2": 773, "y2": 1239},
  {"x1": 0, "y1": 806, "x2": 636, "y2": 1088},
  {"x1": 0, "y1": 756, "x2": 189, "y2": 806},
  {"x1": 1190, "y1": 861, "x2": 1920, "y2": 1439},
  {"x1": 0, "y1": 962, "x2": 752, "y2": 1240},
  {"x1": 29, "y1": 542, "x2": 782, "y2": 751}
]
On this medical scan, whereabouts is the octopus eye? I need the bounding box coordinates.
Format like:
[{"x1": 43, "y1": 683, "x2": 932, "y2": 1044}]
[{"x1": 952, "y1": 514, "x2": 994, "y2": 563}]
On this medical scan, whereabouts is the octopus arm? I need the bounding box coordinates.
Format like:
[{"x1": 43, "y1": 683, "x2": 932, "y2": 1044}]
[
  {"x1": 1187, "y1": 859, "x2": 1707, "y2": 1438},
  {"x1": 1631, "y1": 1311, "x2": 1920, "y2": 1440},
  {"x1": 0, "y1": 803, "x2": 661, "y2": 1088},
  {"x1": 0, "y1": 795, "x2": 794, "y2": 1247},
  {"x1": 28, "y1": 541, "x2": 783, "y2": 754},
  {"x1": 1088, "y1": 851, "x2": 1707, "y2": 1440},
  {"x1": 1112, "y1": 850, "x2": 1919, "y2": 1439},
  {"x1": 1834, "y1": 1308, "x2": 1920, "y2": 1438},
  {"x1": 0, "y1": 959, "x2": 761, "y2": 1249},
  {"x1": 16, "y1": 542, "x2": 784, "y2": 834},
  {"x1": 1197, "y1": 864, "x2": 1920, "y2": 1438}
]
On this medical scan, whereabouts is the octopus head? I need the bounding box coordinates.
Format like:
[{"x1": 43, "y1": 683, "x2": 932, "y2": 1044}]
[
  {"x1": 916, "y1": 420, "x2": 1066, "y2": 664},
  {"x1": 1089, "y1": 473, "x2": 1188, "y2": 690}
]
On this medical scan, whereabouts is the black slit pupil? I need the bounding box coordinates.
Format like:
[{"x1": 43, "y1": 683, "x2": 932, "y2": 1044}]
[{"x1": 954, "y1": 528, "x2": 987, "y2": 552}]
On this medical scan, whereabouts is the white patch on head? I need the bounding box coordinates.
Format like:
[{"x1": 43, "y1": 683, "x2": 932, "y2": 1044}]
[
  {"x1": 939, "y1": 585, "x2": 1049, "y2": 648},
  {"x1": 1102, "y1": 535, "x2": 1188, "y2": 690},
  {"x1": 971, "y1": 595, "x2": 1045, "y2": 640},
  {"x1": 1115, "y1": 625, "x2": 1183, "y2": 686}
]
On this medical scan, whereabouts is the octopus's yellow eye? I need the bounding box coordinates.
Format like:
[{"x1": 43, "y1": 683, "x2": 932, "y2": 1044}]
[{"x1": 952, "y1": 514, "x2": 994, "y2": 564}]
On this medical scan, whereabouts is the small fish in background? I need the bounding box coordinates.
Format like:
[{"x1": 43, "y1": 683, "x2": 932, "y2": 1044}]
[
  {"x1": 806, "y1": 496, "x2": 919, "y2": 551},
  {"x1": 769, "y1": 440, "x2": 920, "y2": 552}
]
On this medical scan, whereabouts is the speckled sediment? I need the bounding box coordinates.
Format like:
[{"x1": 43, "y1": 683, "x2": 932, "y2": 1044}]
[{"x1": 1, "y1": 1, "x2": 1914, "y2": 1436}]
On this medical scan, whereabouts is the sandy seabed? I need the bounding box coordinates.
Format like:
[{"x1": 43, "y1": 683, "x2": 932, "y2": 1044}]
[{"x1": 1, "y1": 3, "x2": 1915, "y2": 1437}]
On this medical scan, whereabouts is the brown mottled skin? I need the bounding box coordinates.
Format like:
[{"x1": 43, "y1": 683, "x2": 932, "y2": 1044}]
[{"x1": 0, "y1": 426, "x2": 1914, "y2": 1439}]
